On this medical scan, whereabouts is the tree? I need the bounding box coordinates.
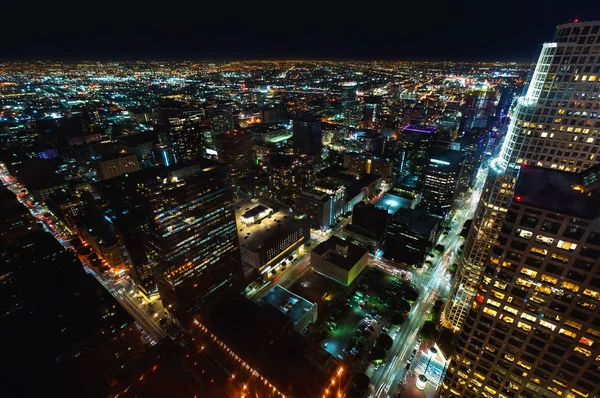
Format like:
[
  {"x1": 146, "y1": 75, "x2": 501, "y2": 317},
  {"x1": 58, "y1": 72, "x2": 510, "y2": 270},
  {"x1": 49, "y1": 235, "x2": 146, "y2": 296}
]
[
  {"x1": 402, "y1": 286, "x2": 419, "y2": 302},
  {"x1": 390, "y1": 311, "x2": 406, "y2": 326},
  {"x1": 396, "y1": 299, "x2": 411, "y2": 314},
  {"x1": 419, "y1": 321, "x2": 438, "y2": 342},
  {"x1": 376, "y1": 333, "x2": 393, "y2": 351},
  {"x1": 368, "y1": 346, "x2": 386, "y2": 361},
  {"x1": 353, "y1": 373, "x2": 371, "y2": 390}
]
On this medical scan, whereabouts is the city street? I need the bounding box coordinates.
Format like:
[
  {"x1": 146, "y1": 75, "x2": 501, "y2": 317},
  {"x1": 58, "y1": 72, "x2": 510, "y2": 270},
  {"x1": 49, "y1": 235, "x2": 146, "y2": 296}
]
[{"x1": 368, "y1": 164, "x2": 488, "y2": 398}]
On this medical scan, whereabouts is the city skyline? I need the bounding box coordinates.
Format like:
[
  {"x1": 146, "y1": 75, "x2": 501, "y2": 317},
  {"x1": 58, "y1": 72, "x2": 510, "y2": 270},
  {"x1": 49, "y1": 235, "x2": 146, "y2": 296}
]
[{"x1": 2, "y1": 15, "x2": 600, "y2": 398}]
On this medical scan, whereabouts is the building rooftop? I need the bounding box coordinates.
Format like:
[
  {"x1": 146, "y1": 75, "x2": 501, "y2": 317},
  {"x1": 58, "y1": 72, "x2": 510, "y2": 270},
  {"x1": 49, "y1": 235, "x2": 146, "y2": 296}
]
[
  {"x1": 91, "y1": 141, "x2": 136, "y2": 161},
  {"x1": 312, "y1": 236, "x2": 368, "y2": 271},
  {"x1": 402, "y1": 124, "x2": 437, "y2": 134},
  {"x1": 514, "y1": 165, "x2": 600, "y2": 220},
  {"x1": 260, "y1": 285, "x2": 316, "y2": 327},
  {"x1": 299, "y1": 189, "x2": 329, "y2": 202},
  {"x1": 428, "y1": 148, "x2": 465, "y2": 166},
  {"x1": 392, "y1": 208, "x2": 443, "y2": 236},
  {"x1": 234, "y1": 197, "x2": 308, "y2": 252},
  {"x1": 374, "y1": 192, "x2": 412, "y2": 215}
]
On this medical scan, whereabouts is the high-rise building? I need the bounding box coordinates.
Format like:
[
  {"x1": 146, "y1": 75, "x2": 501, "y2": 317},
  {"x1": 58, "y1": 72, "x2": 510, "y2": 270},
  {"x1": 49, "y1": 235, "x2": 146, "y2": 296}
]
[
  {"x1": 445, "y1": 20, "x2": 600, "y2": 331},
  {"x1": 400, "y1": 124, "x2": 437, "y2": 180},
  {"x1": 115, "y1": 160, "x2": 243, "y2": 323},
  {"x1": 213, "y1": 129, "x2": 254, "y2": 186},
  {"x1": 442, "y1": 164, "x2": 600, "y2": 398},
  {"x1": 92, "y1": 142, "x2": 141, "y2": 181},
  {"x1": 267, "y1": 154, "x2": 314, "y2": 205},
  {"x1": 420, "y1": 149, "x2": 465, "y2": 217},
  {"x1": 343, "y1": 153, "x2": 394, "y2": 178},
  {"x1": 165, "y1": 112, "x2": 206, "y2": 164},
  {"x1": 292, "y1": 112, "x2": 322, "y2": 157},
  {"x1": 210, "y1": 110, "x2": 235, "y2": 136}
]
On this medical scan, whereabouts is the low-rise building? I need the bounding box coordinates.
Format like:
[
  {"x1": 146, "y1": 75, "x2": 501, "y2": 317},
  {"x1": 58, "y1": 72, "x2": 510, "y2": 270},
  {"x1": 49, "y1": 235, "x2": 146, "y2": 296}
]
[
  {"x1": 260, "y1": 285, "x2": 317, "y2": 334},
  {"x1": 311, "y1": 236, "x2": 369, "y2": 286},
  {"x1": 343, "y1": 153, "x2": 394, "y2": 178},
  {"x1": 234, "y1": 198, "x2": 310, "y2": 276}
]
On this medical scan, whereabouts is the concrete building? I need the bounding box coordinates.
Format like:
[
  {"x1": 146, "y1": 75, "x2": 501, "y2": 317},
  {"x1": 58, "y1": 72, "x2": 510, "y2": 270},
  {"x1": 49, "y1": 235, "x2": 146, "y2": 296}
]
[
  {"x1": 92, "y1": 142, "x2": 140, "y2": 181},
  {"x1": 234, "y1": 198, "x2": 310, "y2": 276},
  {"x1": 267, "y1": 154, "x2": 314, "y2": 205},
  {"x1": 75, "y1": 212, "x2": 128, "y2": 272},
  {"x1": 260, "y1": 285, "x2": 318, "y2": 334},
  {"x1": 384, "y1": 208, "x2": 443, "y2": 265},
  {"x1": 311, "y1": 236, "x2": 369, "y2": 286},
  {"x1": 343, "y1": 153, "x2": 394, "y2": 178},
  {"x1": 442, "y1": 165, "x2": 600, "y2": 398}
]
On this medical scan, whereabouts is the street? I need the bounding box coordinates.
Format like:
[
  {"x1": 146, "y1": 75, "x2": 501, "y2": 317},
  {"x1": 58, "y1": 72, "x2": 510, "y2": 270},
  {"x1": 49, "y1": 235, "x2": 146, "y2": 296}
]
[{"x1": 368, "y1": 164, "x2": 488, "y2": 398}]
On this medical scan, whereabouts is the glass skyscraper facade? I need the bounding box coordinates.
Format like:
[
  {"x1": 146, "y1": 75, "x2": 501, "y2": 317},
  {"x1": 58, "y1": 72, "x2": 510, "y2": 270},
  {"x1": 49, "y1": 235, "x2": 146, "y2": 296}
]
[{"x1": 442, "y1": 20, "x2": 600, "y2": 398}]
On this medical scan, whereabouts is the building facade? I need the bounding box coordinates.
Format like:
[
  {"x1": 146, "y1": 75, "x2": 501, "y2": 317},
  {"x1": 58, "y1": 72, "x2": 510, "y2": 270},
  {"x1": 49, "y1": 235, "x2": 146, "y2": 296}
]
[
  {"x1": 445, "y1": 20, "x2": 600, "y2": 331},
  {"x1": 420, "y1": 149, "x2": 465, "y2": 217},
  {"x1": 442, "y1": 165, "x2": 600, "y2": 398},
  {"x1": 131, "y1": 161, "x2": 243, "y2": 322}
]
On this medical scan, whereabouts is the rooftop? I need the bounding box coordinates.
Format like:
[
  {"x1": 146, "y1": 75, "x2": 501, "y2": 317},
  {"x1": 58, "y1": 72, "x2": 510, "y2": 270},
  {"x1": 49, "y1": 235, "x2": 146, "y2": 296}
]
[
  {"x1": 312, "y1": 236, "x2": 368, "y2": 271},
  {"x1": 514, "y1": 165, "x2": 600, "y2": 220},
  {"x1": 260, "y1": 285, "x2": 316, "y2": 327},
  {"x1": 374, "y1": 192, "x2": 412, "y2": 215},
  {"x1": 392, "y1": 208, "x2": 443, "y2": 236},
  {"x1": 234, "y1": 197, "x2": 308, "y2": 252},
  {"x1": 428, "y1": 148, "x2": 465, "y2": 166},
  {"x1": 402, "y1": 124, "x2": 437, "y2": 134}
]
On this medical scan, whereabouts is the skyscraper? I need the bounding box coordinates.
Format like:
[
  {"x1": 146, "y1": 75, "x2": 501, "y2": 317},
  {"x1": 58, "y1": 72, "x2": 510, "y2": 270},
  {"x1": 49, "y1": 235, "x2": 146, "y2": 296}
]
[
  {"x1": 442, "y1": 164, "x2": 600, "y2": 398},
  {"x1": 420, "y1": 149, "x2": 465, "y2": 217},
  {"x1": 117, "y1": 160, "x2": 243, "y2": 324},
  {"x1": 292, "y1": 112, "x2": 322, "y2": 157},
  {"x1": 445, "y1": 20, "x2": 600, "y2": 331}
]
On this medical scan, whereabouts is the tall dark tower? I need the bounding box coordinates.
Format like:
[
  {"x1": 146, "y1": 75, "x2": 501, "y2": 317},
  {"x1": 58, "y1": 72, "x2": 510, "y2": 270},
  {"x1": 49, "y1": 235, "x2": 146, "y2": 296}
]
[{"x1": 292, "y1": 112, "x2": 322, "y2": 157}]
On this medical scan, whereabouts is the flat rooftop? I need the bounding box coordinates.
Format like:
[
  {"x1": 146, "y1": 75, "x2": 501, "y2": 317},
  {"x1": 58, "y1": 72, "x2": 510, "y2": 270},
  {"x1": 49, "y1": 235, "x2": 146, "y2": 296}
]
[
  {"x1": 260, "y1": 285, "x2": 316, "y2": 326},
  {"x1": 392, "y1": 208, "x2": 443, "y2": 236},
  {"x1": 234, "y1": 198, "x2": 308, "y2": 252},
  {"x1": 402, "y1": 124, "x2": 437, "y2": 134},
  {"x1": 514, "y1": 165, "x2": 600, "y2": 220},
  {"x1": 374, "y1": 192, "x2": 412, "y2": 215},
  {"x1": 312, "y1": 236, "x2": 368, "y2": 271}
]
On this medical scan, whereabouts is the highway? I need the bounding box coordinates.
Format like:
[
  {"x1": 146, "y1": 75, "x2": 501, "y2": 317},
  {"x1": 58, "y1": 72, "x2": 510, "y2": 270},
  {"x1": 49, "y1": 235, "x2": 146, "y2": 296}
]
[
  {"x1": 0, "y1": 162, "x2": 168, "y2": 343},
  {"x1": 368, "y1": 165, "x2": 488, "y2": 398}
]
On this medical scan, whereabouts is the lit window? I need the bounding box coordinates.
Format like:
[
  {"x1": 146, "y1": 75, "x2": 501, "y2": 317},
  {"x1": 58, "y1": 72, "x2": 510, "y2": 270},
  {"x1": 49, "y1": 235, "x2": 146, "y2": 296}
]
[
  {"x1": 516, "y1": 278, "x2": 532, "y2": 287},
  {"x1": 517, "y1": 360, "x2": 532, "y2": 370},
  {"x1": 559, "y1": 328, "x2": 577, "y2": 338},
  {"x1": 530, "y1": 246, "x2": 548, "y2": 256},
  {"x1": 557, "y1": 240, "x2": 577, "y2": 251},
  {"x1": 561, "y1": 281, "x2": 580, "y2": 293},
  {"x1": 494, "y1": 281, "x2": 507, "y2": 290},
  {"x1": 501, "y1": 315, "x2": 515, "y2": 324},
  {"x1": 535, "y1": 234, "x2": 554, "y2": 245},
  {"x1": 518, "y1": 229, "x2": 533, "y2": 239},
  {"x1": 574, "y1": 346, "x2": 592, "y2": 357},
  {"x1": 540, "y1": 320, "x2": 557, "y2": 331},
  {"x1": 521, "y1": 267, "x2": 538, "y2": 278},
  {"x1": 492, "y1": 290, "x2": 506, "y2": 300},
  {"x1": 518, "y1": 321, "x2": 532, "y2": 331},
  {"x1": 586, "y1": 328, "x2": 600, "y2": 337},
  {"x1": 521, "y1": 313, "x2": 537, "y2": 323},
  {"x1": 504, "y1": 305, "x2": 518, "y2": 315},
  {"x1": 483, "y1": 307, "x2": 498, "y2": 317},
  {"x1": 504, "y1": 353, "x2": 515, "y2": 362},
  {"x1": 583, "y1": 289, "x2": 600, "y2": 301},
  {"x1": 487, "y1": 299, "x2": 501, "y2": 308},
  {"x1": 541, "y1": 274, "x2": 558, "y2": 284},
  {"x1": 565, "y1": 319, "x2": 583, "y2": 330},
  {"x1": 535, "y1": 285, "x2": 552, "y2": 295},
  {"x1": 579, "y1": 337, "x2": 594, "y2": 347}
]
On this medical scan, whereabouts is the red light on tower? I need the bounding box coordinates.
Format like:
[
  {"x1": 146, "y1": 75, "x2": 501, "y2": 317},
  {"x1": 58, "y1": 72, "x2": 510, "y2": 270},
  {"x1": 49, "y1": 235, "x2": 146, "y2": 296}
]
[{"x1": 515, "y1": 196, "x2": 522, "y2": 201}]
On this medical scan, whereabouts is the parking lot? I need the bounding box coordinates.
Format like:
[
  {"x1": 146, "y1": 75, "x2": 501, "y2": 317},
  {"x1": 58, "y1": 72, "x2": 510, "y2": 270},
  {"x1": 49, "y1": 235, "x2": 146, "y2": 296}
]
[{"x1": 315, "y1": 267, "x2": 420, "y2": 373}]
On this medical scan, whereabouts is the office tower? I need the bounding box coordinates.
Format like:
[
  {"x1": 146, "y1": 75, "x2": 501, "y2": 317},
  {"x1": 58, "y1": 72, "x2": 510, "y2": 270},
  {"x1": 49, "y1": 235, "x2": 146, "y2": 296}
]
[
  {"x1": 210, "y1": 110, "x2": 235, "y2": 136},
  {"x1": 460, "y1": 88, "x2": 498, "y2": 132},
  {"x1": 442, "y1": 164, "x2": 600, "y2": 398},
  {"x1": 212, "y1": 130, "x2": 254, "y2": 192},
  {"x1": 267, "y1": 154, "x2": 314, "y2": 205},
  {"x1": 92, "y1": 142, "x2": 141, "y2": 180},
  {"x1": 166, "y1": 112, "x2": 206, "y2": 164},
  {"x1": 114, "y1": 160, "x2": 242, "y2": 323},
  {"x1": 400, "y1": 124, "x2": 437, "y2": 180},
  {"x1": 292, "y1": 112, "x2": 322, "y2": 157},
  {"x1": 343, "y1": 153, "x2": 394, "y2": 178},
  {"x1": 445, "y1": 20, "x2": 600, "y2": 331},
  {"x1": 420, "y1": 149, "x2": 465, "y2": 217},
  {"x1": 154, "y1": 143, "x2": 175, "y2": 167}
]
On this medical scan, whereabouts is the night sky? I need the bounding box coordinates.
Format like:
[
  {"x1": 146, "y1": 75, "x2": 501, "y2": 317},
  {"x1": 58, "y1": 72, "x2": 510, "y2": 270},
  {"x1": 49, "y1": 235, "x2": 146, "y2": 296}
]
[{"x1": 3, "y1": 0, "x2": 600, "y2": 62}]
